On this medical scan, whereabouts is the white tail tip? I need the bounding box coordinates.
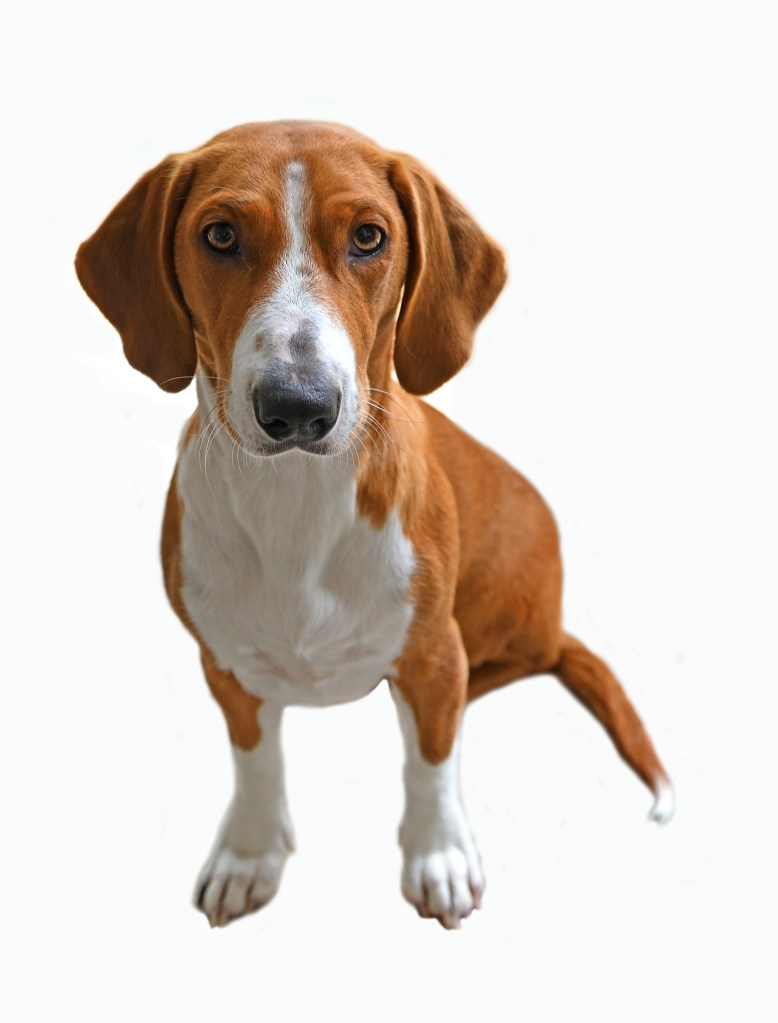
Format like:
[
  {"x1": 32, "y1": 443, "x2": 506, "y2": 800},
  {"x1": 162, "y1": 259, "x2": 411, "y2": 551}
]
[{"x1": 649, "y1": 777, "x2": 675, "y2": 824}]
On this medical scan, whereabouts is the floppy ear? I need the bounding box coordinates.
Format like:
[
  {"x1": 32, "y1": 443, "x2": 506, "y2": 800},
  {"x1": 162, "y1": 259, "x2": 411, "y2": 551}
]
[
  {"x1": 75, "y1": 155, "x2": 197, "y2": 393},
  {"x1": 388, "y1": 155, "x2": 507, "y2": 395}
]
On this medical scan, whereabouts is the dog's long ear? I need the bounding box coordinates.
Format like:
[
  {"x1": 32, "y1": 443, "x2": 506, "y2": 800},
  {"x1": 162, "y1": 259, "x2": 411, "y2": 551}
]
[
  {"x1": 388, "y1": 155, "x2": 507, "y2": 396},
  {"x1": 75, "y1": 155, "x2": 197, "y2": 393}
]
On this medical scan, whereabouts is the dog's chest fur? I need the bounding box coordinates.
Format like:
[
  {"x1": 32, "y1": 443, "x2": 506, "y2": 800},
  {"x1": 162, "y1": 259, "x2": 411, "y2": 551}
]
[{"x1": 177, "y1": 439, "x2": 416, "y2": 706}]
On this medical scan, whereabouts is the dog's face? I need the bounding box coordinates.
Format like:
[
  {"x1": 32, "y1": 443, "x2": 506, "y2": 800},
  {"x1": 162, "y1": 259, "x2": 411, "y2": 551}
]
[
  {"x1": 175, "y1": 123, "x2": 410, "y2": 456},
  {"x1": 76, "y1": 121, "x2": 506, "y2": 457}
]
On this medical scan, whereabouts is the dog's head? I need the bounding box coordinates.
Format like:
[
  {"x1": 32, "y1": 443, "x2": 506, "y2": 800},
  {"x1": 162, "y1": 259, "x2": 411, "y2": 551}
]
[{"x1": 76, "y1": 121, "x2": 506, "y2": 456}]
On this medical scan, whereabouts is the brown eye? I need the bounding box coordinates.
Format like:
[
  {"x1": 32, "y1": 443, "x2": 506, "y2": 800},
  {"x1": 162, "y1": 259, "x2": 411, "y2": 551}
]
[
  {"x1": 204, "y1": 222, "x2": 239, "y2": 254},
  {"x1": 351, "y1": 224, "x2": 385, "y2": 256}
]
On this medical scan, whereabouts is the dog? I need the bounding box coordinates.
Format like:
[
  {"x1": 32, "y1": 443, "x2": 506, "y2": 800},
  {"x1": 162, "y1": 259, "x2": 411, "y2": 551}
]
[{"x1": 76, "y1": 120, "x2": 673, "y2": 930}]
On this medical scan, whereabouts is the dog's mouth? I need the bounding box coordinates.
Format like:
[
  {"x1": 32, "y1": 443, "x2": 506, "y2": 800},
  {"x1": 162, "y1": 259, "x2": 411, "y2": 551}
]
[{"x1": 247, "y1": 436, "x2": 342, "y2": 458}]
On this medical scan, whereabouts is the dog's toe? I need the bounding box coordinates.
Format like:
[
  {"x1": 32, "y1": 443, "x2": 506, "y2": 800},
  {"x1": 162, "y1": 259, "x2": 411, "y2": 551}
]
[
  {"x1": 195, "y1": 847, "x2": 288, "y2": 927},
  {"x1": 402, "y1": 844, "x2": 485, "y2": 930}
]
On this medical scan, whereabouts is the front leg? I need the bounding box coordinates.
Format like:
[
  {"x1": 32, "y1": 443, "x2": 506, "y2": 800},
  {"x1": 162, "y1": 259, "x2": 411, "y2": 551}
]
[
  {"x1": 194, "y1": 650, "x2": 294, "y2": 928},
  {"x1": 391, "y1": 619, "x2": 484, "y2": 930}
]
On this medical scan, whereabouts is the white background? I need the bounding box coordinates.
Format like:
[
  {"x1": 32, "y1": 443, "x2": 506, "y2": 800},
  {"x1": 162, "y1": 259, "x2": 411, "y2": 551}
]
[{"x1": 3, "y1": 2, "x2": 777, "y2": 1019}]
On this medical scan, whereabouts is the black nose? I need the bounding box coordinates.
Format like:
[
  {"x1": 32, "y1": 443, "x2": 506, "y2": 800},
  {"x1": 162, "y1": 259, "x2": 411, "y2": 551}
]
[{"x1": 252, "y1": 379, "x2": 341, "y2": 442}]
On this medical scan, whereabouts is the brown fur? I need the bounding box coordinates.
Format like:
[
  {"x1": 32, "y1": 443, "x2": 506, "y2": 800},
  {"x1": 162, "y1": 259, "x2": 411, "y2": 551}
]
[{"x1": 77, "y1": 120, "x2": 669, "y2": 800}]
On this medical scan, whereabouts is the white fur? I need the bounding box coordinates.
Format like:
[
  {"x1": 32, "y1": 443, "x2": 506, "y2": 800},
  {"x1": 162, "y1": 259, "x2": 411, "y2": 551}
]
[
  {"x1": 649, "y1": 776, "x2": 676, "y2": 824},
  {"x1": 194, "y1": 702, "x2": 294, "y2": 926},
  {"x1": 182, "y1": 383, "x2": 417, "y2": 924},
  {"x1": 227, "y1": 160, "x2": 358, "y2": 454},
  {"x1": 390, "y1": 684, "x2": 484, "y2": 929},
  {"x1": 179, "y1": 377, "x2": 416, "y2": 709}
]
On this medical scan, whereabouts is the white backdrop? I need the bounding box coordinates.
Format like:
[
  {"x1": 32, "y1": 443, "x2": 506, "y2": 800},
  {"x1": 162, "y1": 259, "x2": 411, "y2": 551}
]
[{"x1": 3, "y1": 2, "x2": 777, "y2": 1020}]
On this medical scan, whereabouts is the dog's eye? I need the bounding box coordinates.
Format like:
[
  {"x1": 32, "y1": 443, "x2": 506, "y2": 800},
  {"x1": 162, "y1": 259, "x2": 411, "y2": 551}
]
[
  {"x1": 351, "y1": 224, "x2": 385, "y2": 256},
  {"x1": 204, "y1": 222, "x2": 239, "y2": 254}
]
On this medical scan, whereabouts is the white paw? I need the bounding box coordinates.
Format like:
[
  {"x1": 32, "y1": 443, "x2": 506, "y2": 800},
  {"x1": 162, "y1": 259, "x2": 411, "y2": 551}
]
[
  {"x1": 401, "y1": 827, "x2": 485, "y2": 930},
  {"x1": 194, "y1": 807, "x2": 294, "y2": 928},
  {"x1": 194, "y1": 844, "x2": 291, "y2": 927}
]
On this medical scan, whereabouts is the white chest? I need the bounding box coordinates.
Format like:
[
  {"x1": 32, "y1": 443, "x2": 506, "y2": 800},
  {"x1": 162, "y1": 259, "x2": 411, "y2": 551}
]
[{"x1": 176, "y1": 438, "x2": 416, "y2": 707}]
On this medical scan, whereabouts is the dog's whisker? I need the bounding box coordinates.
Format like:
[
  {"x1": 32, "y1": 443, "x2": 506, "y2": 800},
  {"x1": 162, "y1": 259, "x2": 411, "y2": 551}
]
[
  {"x1": 362, "y1": 411, "x2": 400, "y2": 456},
  {"x1": 365, "y1": 387, "x2": 420, "y2": 424},
  {"x1": 202, "y1": 423, "x2": 222, "y2": 489},
  {"x1": 351, "y1": 432, "x2": 372, "y2": 467},
  {"x1": 201, "y1": 403, "x2": 235, "y2": 488},
  {"x1": 362, "y1": 422, "x2": 387, "y2": 459},
  {"x1": 198, "y1": 406, "x2": 223, "y2": 451},
  {"x1": 342, "y1": 432, "x2": 365, "y2": 469},
  {"x1": 358, "y1": 410, "x2": 388, "y2": 457},
  {"x1": 195, "y1": 406, "x2": 223, "y2": 471},
  {"x1": 362, "y1": 397, "x2": 416, "y2": 424},
  {"x1": 229, "y1": 434, "x2": 241, "y2": 475},
  {"x1": 363, "y1": 407, "x2": 415, "y2": 460}
]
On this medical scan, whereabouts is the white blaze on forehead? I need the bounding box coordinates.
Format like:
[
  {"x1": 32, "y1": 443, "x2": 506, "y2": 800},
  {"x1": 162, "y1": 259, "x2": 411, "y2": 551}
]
[
  {"x1": 265, "y1": 159, "x2": 318, "y2": 317},
  {"x1": 282, "y1": 160, "x2": 309, "y2": 266},
  {"x1": 263, "y1": 159, "x2": 323, "y2": 329},
  {"x1": 226, "y1": 159, "x2": 358, "y2": 450}
]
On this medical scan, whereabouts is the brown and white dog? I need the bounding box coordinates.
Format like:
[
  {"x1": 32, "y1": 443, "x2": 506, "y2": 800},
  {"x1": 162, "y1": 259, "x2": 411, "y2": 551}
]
[{"x1": 76, "y1": 120, "x2": 673, "y2": 930}]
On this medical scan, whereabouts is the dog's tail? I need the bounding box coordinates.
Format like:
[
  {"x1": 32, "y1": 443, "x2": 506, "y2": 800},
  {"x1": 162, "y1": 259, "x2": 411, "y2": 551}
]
[{"x1": 551, "y1": 633, "x2": 674, "y2": 823}]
